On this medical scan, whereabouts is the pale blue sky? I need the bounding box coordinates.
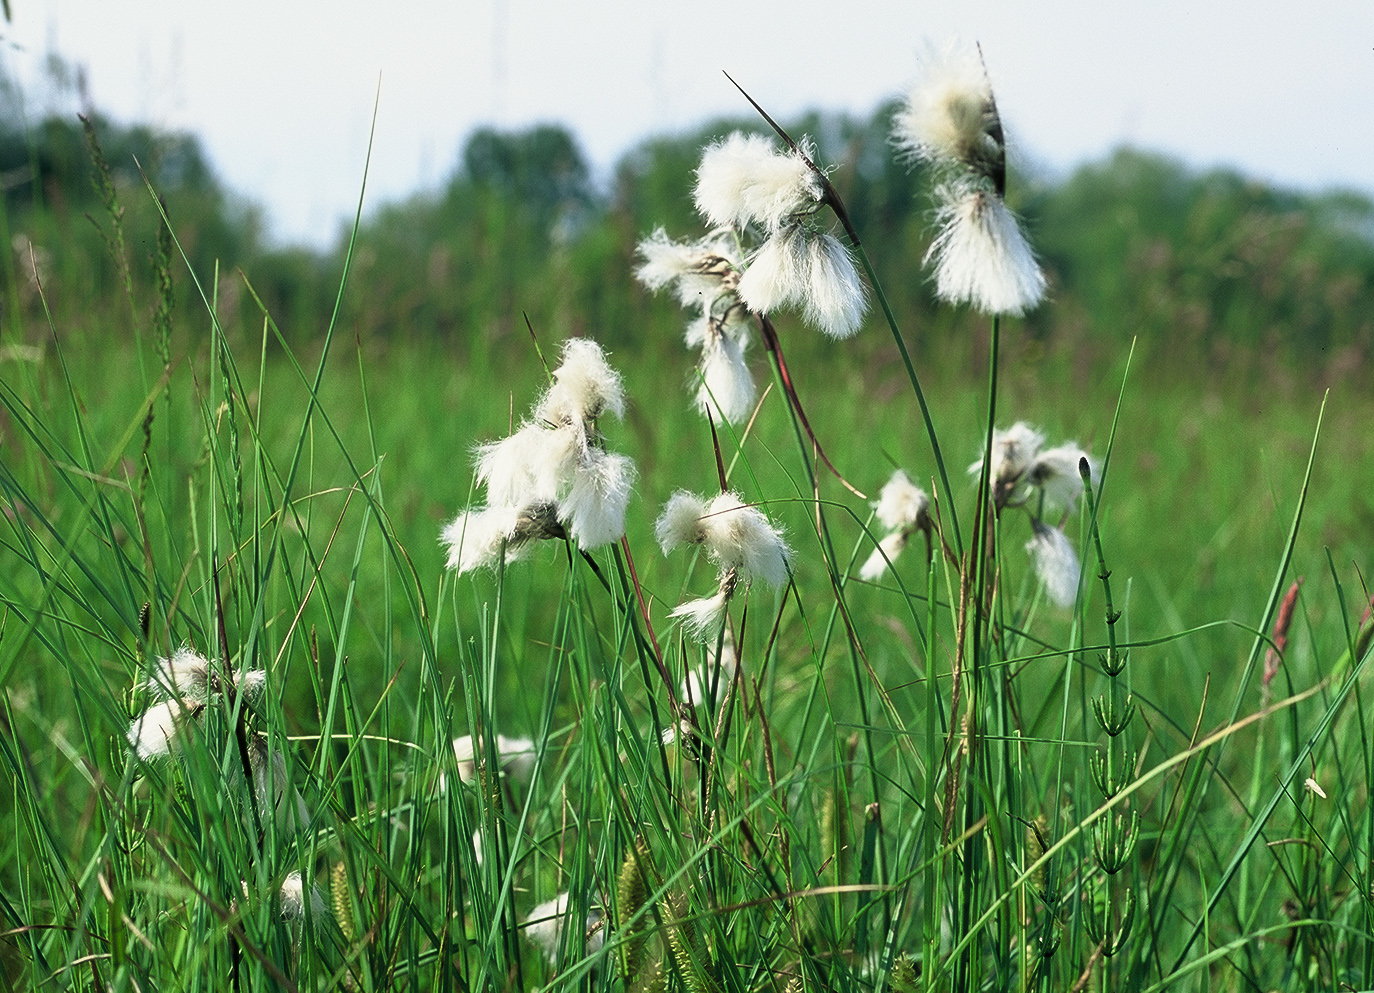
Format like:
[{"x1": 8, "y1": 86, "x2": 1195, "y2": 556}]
[{"x1": 3, "y1": 0, "x2": 1370, "y2": 247}]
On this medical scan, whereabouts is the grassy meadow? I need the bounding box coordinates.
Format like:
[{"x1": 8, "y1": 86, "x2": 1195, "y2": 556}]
[{"x1": 1, "y1": 71, "x2": 1373, "y2": 993}]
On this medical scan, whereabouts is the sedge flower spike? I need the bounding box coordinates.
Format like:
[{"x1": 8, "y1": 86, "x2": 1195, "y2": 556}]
[
  {"x1": 694, "y1": 132, "x2": 869, "y2": 338},
  {"x1": 892, "y1": 40, "x2": 1005, "y2": 189},
  {"x1": 128, "y1": 648, "x2": 266, "y2": 760},
  {"x1": 969, "y1": 422, "x2": 1098, "y2": 511},
  {"x1": 894, "y1": 41, "x2": 1046, "y2": 316}
]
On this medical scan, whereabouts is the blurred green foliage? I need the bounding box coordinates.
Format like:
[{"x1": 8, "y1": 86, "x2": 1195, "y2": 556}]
[{"x1": 3, "y1": 93, "x2": 1371, "y2": 374}]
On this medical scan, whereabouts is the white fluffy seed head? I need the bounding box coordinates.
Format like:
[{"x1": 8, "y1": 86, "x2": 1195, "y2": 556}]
[
  {"x1": 145, "y1": 647, "x2": 211, "y2": 702},
  {"x1": 559, "y1": 449, "x2": 636, "y2": 549},
  {"x1": 279, "y1": 872, "x2": 327, "y2": 921},
  {"x1": 248, "y1": 738, "x2": 311, "y2": 833},
  {"x1": 656, "y1": 490, "x2": 712, "y2": 554},
  {"x1": 695, "y1": 331, "x2": 756, "y2": 425},
  {"x1": 450, "y1": 734, "x2": 538, "y2": 785},
  {"x1": 801, "y1": 232, "x2": 868, "y2": 338},
  {"x1": 441, "y1": 505, "x2": 522, "y2": 574},
  {"x1": 1026, "y1": 523, "x2": 1081, "y2": 608},
  {"x1": 693, "y1": 132, "x2": 823, "y2": 233},
  {"x1": 477, "y1": 423, "x2": 575, "y2": 508},
  {"x1": 970, "y1": 422, "x2": 1045, "y2": 488},
  {"x1": 128, "y1": 698, "x2": 198, "y2": 759},
  {"x1": 670, "y1": 589, "x2": 732, "y2": 642},
  {"x1": 892, "y1": 40, "x2": 1002, "y2": 180},
  {"x1": 735, "y1": 223, "x2": 809, "y2": 315},
  {"x1": 874, "y1": 469, "x2": 931, "y2": 531},
  {"x1": 704, "y1": 492, "x2": 790, "y2": 586},
  {"x1": 1024, "y1": 444, "x2": 1098, "y2": 511},
  {"x1": 860, "y1": 531, "x2": 911, "y2": 582},
  {"x1": 635, "y1": 228, "x2": 741, "y2": 308},
  {"x1": 926, "y1": 185, "x2": 1046, "y2": 316},
  {"x1": 539, "y1": 338, "x2": 625, "y2": 424}
]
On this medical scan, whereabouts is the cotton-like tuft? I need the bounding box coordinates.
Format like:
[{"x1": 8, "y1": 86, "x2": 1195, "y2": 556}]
[
  {"x1": 704, "y1": 492, "x2": 791, "y2": 586},
  {"x1": 236, "y1": 668, "x2": 267, "y2": 702},
  {"x1": 874, "y1": 470, "x2": 931, "y2": 531},
  {"x1": 451, "y1": 734, "x2": 538, "y2": 785},
  {"x1": 656, "y1": 490, "x2": 711, "y2": 554},
  {"x1": 670, "y1": 589, "x2": 732, "y2": 642},
  {"x1": 860, "y1": 531, "x2": 911, "y2": 582},
  {"x1": 926, "y1": 185, "x2": 1045, "y2": 317},
  {"x1": 539, "y1": 338, "x2": 625, "y2": 424},
  {"x1": 970, "y1": 422, "x2": 1045, "y2": 487},
  {"x1": 477, "y1": 423, "x2": 574, "y2": 508},
  {"x1": 129, "y1": 699, "x2": 197, "y2": 760},
  {"x1": 280, "y1": 871, "x2": 327, "y2": 922},
  {"x1": 441, "y1": 505, "x2": 522, "y2": 574},
  {"x1": 1026, "y1": 523, "x2": 1081, "y2": 608},
  {"x1": 635, "y1": 228, "x2": 741, "y2": 308},
  {"x1": 735, "y1": 223, "x2": 808, "y2": 315},
  {"x1": 681, "y1": 631, "x2": 738, "y2": 705},
  {"x1": 892, "y1": 40, "x2": 1002, "y2": 182},
  {"x1": 145, "y1": 646, "x2": 210, "y2": 701},
  {"x1": 524, "y1": 894, "x2": 605, "y2": 965},
  {"x1": 695, "y1": 331, "x2": 756, "y2": 424},
  {"x1": 693, "y1": 132, "x2": 822, "y2": 233},
  {"x1": 802, "y1": 232, "x2": 867, "y2": 338},
  {"x1": 1024, "y1": 443, "x2": 1097, "y2": 511},
  {"x1": 559, "y1": 449, "x2": 636, "y2": 549}
]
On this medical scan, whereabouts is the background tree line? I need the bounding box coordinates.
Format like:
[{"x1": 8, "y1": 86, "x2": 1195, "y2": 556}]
[{"x1": 3, "y1": 96, "x2": 1371, "y2": 377}]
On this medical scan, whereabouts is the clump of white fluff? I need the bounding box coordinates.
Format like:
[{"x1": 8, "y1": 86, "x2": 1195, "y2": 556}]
[
  {"x1": 442, "y1": 339, "x2": 637, "y2": 573},
  {"x1": 859, "y1": 470, "x2": 933, "y2": 581},
  {"x1": 926, "y1": 185, "x2": 1045, "y2": 317},
  {"x1": 657, "y1": 490, "x2": 791, "y2": 641},
  {"x1": 892, "y1": 40, "x2": 1046, "y2": 317},
  {"x1": 523, "y1": 892, "x2": 605, "y2": 965},
  {"x1": 694, "y1": 132, "x2": 822, "y2": 233},
  {"x1": 1026, "y1": 523, "x2": 1081, "y2": 608},
  {"x1": 128, "y1": 648, "x2": 266, "y2": 760},
  {"x1": 969, "y1": 422, "x2": 1098, "y2": 511}
]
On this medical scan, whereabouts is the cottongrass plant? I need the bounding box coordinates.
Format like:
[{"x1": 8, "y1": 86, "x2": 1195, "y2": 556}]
[
  {"x1": 656, "y1": 489, "x2": 791, "y2": 639},
  {"x1": 442, "y1": 337, "x2": 636, "y2": 571},
  {"x1": 893, "y1": 40, "x2": 1046, "y2": 316},
  {"x1": 859, "y1": 468, "x2": 934, "y2": 581},
  {"x1": 964, "y1": 421, "x2": 1097, "y2": 605},
  {"x1": 636, "y1": 130, "x2": 870, "y2": 425}
]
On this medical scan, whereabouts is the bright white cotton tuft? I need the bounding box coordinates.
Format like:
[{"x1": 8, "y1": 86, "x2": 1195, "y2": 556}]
[
  {"x1": 440, "y1": 505, "x2": 522, "y2": 574},
  {"x1": 874, "y1": 470, "x2": 931, "y2": 531},
  {"x1": 695, "y1": 331, "x2": 757, "y2": 424},
  {"x1": 802, "y1": 232, "x2": 867, "y2": 338},
  {"x1": 693, "y1": 132, "x2": 822, "y2": 233},
  {"x1": 559, "y1": 449, "x2": 636, "y2": 549},
  {"x1": 892, "y1": 41, "x2": 998, "y2": 170},
  {"x1": 860, "y1": 531, "x2": 911, "y2": 582},
  {"x1": 670, "y1": 589, "x2": 732, "y2": 642},
  {"x1": 1025, "y1": 443, "x2": 1098, "y2": 511},
  {"x1": 1026, "y1": 524, "x2": 1081, "y2": 608},
  {"x1": 736, "y1": 223, "x2": 808, "y2": 315},
  {"x1": 926, "y1": 186, "x2": 1045, "y2": 317},
  {"x1": 539, "y1": 338, "x2": 625, "y2": 424},
  {"x1": 656, "y1": 490, "x2": 711, "y2": 554}
]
